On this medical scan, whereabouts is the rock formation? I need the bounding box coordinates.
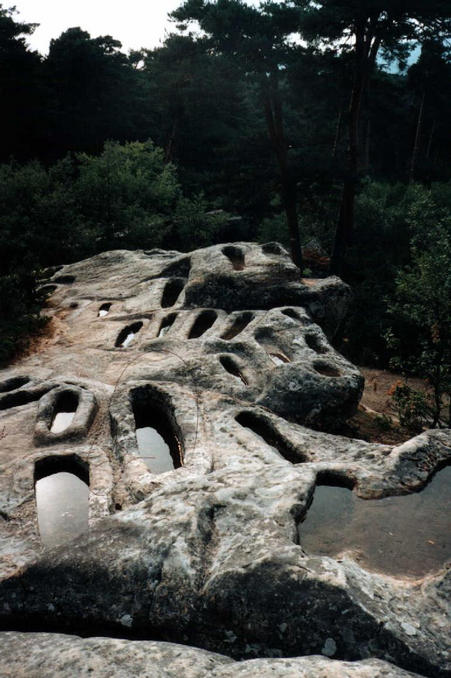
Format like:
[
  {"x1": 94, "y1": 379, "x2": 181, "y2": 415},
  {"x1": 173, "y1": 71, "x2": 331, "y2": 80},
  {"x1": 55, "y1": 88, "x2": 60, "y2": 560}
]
[{"x1": 0, "y1": 242, "x2": 449, "y2": 677}]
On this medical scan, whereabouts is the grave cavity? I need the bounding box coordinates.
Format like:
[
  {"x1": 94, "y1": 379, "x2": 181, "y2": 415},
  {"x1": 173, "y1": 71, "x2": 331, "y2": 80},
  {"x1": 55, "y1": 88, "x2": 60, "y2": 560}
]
[
  {"x1": 50, "y1": 391, "x2": 79, "y2": 433},
  {"x1": 298, "y1": 466, "x2": 451, "y2": 577},
  {"x1": 131, "y1": 387, "x2": 183, "y2": 474},
  {"x1": 236, "y1": 411, "x2": 304, "y2": 464},
  {"x1": 188, "y1": 310, "x2": 217, "y2": 339},
  {"x1": 115, "y1": 321, "x2": 143, "y2": 348},
  {"x1": 222, "y1": 245, "x2": 245, "y2": 271},
  {"x1": 34, "y1": 455, "x2": 89, "y2": 548}
]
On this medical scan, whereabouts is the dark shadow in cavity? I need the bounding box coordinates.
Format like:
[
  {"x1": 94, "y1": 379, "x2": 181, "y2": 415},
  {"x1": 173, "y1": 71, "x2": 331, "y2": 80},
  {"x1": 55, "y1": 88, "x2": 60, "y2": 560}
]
[
  {"x1": 222, "y1": 245, "x2": 245, "y2": 270},
  {"x1": 314, "y1": 361, "x2": 340, "y2": 377},
  {"x1": 98, "y1": 303, "x2": 112, "y2": 317},
  {"x1": 0, "y1": 386, "x2": 53, "y2": 411},
  {"x1": 235, "y1": 411, "x2": 305, "y2": 464},
  {"x1": 131, "y1": 386, "x2": 183, "y2": 472},
  {"x1": 53, "y1": 275, "x2": 75, "y2": 284},
  {"x1": 115, "y1": 321, "x2": 143, "y2": 348},
  {"x1": 189, "y1": 310, "x2": 217, "y2": 339},
  {"x1": 50, "y1": 391, "x2": 79, "y2": 433},
  {"x1": 305, "y1": 333, "x2": 328, "y2": 354},
  {"x1": 158, "y1": 313, "x2": 177, "y2": 337},
  {"x1": 298, "y1": 465, "x2": 451, "y2": 578},
  {"x1": 0, "y1": 376, "x2": 29, "y2": 393},
  {"x1": 262, "y1": 242, "x2": 283, "y2": 255},
  {"x1": 221, "y1": 312, "x2": 253, "y2": 340},
  {"x1": 40, "y1": 284, "x2": 57, "y2": 295},
  {"x1": 219, "y1": 356, "x2": 248, "y2": 385},
  {"x1": 282, "y1": 308, "x2": 301, "y2": 321},
  {"x1": 161, "y1": 278, "x2": 185, "y2": 308},
  {"x1": 160, "y1": 257, "x2": 191, "y2": 278},
  {"x1": 34, "y1": 454, "x2": 90, "y2": 486}
]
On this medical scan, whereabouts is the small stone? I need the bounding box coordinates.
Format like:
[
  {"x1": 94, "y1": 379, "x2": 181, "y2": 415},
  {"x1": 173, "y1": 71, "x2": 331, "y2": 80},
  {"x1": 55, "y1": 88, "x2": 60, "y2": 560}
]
[
  {"x1": 119, "y1": 614, "x2": 133, "y2": 628},
  {"x1": 401, "y1": 622, "x2": 417, "y2": 636},
  {"x1": 321, "y1": 637, "x2": 337, "y2": 657},
  {"x1": 278, "y1": 622, "x2": 287, "y2": 634}
]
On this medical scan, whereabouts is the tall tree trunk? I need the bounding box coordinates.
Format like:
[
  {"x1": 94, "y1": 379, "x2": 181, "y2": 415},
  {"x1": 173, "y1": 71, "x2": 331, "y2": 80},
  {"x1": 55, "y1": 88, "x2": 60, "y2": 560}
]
[
  {"x1": 364, "y1": 118, "x2": 371, "y2": 171},
  {"x1": 330, "y1": 63, "x2": 364, "y2": 275},
  {"x1": 332, "y1": 107, "x2": 342, "y2": 159},
  {"x1": 165, "y1": 114, "x2": 179, "y2": 163},
  {"x1": 409, "y1": 91, "x2": 425, "y2": 183},
  {"x1": 426, "y1": 118, "x2": 435, "y2": 159},
  {"x1": 263, "y1": 85, "x2": 302, "y2": 271},
  {"x1": 330, "y1": 18, "x2": 382, "y2": 276}
]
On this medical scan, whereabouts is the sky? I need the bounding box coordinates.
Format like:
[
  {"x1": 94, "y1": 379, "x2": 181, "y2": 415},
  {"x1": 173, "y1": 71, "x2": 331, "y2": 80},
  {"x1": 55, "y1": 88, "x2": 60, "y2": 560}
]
[{"x1": 10, "y1": 0, "x2": 194, "y2": 55}]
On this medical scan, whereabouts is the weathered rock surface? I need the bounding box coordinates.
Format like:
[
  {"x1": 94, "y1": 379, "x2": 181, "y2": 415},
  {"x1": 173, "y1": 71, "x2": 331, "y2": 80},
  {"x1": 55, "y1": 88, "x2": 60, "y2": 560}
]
[
  {"x1": 0, "y1": 242, "x2": 449, "y2": 677},
  {"x1": 0, "y1": 632, "x2": 425, "y2": 677}
]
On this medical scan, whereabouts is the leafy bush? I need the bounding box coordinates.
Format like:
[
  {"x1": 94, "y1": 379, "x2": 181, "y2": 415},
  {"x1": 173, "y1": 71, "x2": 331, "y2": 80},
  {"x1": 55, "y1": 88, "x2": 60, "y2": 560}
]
[{"x1": 390, "y1": 384, "x2": 431, "y2": 431}]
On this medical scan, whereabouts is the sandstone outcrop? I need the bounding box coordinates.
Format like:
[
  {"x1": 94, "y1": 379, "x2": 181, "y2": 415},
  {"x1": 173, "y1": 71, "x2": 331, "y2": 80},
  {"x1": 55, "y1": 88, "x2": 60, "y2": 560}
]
[{"x1": 0, "y1": 242, "x2": 449, "y2": 677}]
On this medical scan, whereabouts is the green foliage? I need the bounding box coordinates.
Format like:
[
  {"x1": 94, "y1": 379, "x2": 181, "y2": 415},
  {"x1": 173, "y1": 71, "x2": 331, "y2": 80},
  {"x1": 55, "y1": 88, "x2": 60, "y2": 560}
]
[
  {"x1": 0, "y1": 265, "x2": 47, "y2": 366},
  {"x1": 173, "y1": 196, "x2": 230, "y2": 249},
  {"x1": 390, "y1": 384, "x2": 431, "y2": 432},
  {"x1": 74, "y1": 140, "x2": 181, "y2": 250},
  {"x1": 341, "y1": 181, "x2": 451, "y2": 368},
  {"x1": 386, "y1": 210, "x2": 451, "y2": 426}
]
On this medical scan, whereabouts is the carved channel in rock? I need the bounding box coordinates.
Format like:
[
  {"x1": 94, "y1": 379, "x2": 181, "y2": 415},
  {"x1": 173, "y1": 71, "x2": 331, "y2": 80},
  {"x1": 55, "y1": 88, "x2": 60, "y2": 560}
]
[
  {"x1": 188, "y1": 310, "x2": 217, "y2": 339},
  {"x1": 282, "y1": 308, "x2": 301, "y2": 321},
  {"x1": 131, "y1": 387, "x2": 183, "y2": 473},
  {"x1": 305, "y1": 333, "x2": 328, "y2": 354},
  {"x1": 50, "y1": 391, "x2": 79, "y2": 433},
  {"x1": 160, "y1": 257, "x2": 191, "y2": 278},
  {"x1": 0, "y1": 376, "x2": 29, "y2": 393},
  {"x1": 34, "y1": 455, "x2": 89, "y2": 548},
  {"x1": 115, "y1": 321, "x2": 143, "y2": 348},
  {"x1": 222, "y1": 245, "x2": 245, "y2": 271},
  {"x1": 53, "y1": 275, "x2": 76, "y2": 284},
  {"x1": 221, "y1": 312, "x2": 253, "y2": 340},
  {"x1": 98, "y1": 303, "x2": 112, "y2": 317},
  {"x1": 236, "y1": 411, "x2": 305, "y2": 463},
  {"x1": 161, "y1": 278, "x2": 185, "y2": 308},
  {"x1": 219, "y1": 356, "x2": 248, "y2": 385},
  {"x1": 0, "y1": 386, "x2": 52, "y2": 411},
  {"x1": 299, "y1": 465, "x2": 451, "y2": 577},
  {"x1": 158, "y1": 313, "x2": 177, "y2": 337},
  {"x1": 269, "y1": 352, "x2": 291, "y2": 366},
  {"x1": 313, "y1": 361, "x2": 341, "y2": 377}
]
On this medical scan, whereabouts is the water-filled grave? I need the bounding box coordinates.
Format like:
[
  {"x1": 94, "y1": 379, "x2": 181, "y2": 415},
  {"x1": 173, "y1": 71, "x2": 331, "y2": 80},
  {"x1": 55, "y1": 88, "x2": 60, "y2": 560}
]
[
  {"x1": 50, "y1": 391, "x2": 78, "y2": 433},
  {"x1": 132, "y1": 388, "x2": 183, "y2": 474},
  {"x1": 34, "y1": 456, "x2": 89, "y2": 548},
  {"x1": 298, "y1": 467, "x2": 451, "y2": 577}
]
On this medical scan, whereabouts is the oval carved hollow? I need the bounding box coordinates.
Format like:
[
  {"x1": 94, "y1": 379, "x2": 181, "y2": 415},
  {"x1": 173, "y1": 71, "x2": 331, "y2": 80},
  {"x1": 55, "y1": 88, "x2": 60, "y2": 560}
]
[
  {"x1": 221, "y1": 312, "x2": 253, "y2": 340},
  {"x1": 50, "y1": 391, "x2": 79, "y2": 434},
  {"x1": 314, "y1": 361, "x2": 341, "y2": 377},
  {"x1": 158, "y1": 313, "x2": 177, "y2": 338},
  {"x1": 298, "y1": 466, "x2": 451, "y2": 578},
  {"x1": 0, "y1": 376, "x2": 30, "y2": 393},
  {"x1": 305, "y1": 333, "x2": 328, "y2": 354},
  {"x1": 222, "y1": 246, "x2": 245, "y2": 271},
  {"x1": 131, "y1": 387, "x2": 183, "y2": 473},
  {"x1": 34, "y1": 454, "x2": 89, "y2": 548},
  {"x1": 115, "y1": 321, "x2": 143, "y2": 348},
  {"x1": 235, "y1": 411, "x2": 305, "y2": 464},
  {"x1": 188, "y1": 310, "x2": 217, "y2": 339},
  {"x1": 282, "y1": 308, "x2": 301, "y2": 321},
  {"x1": 219, "y1": 355, "x2": 248, "y2": 385},
  {"x1": 161, "y1": 278, "x2": 185, "y2": 308},
  {"x1": 98, "y1": 303, "x2": 112, "y2": 317}
]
